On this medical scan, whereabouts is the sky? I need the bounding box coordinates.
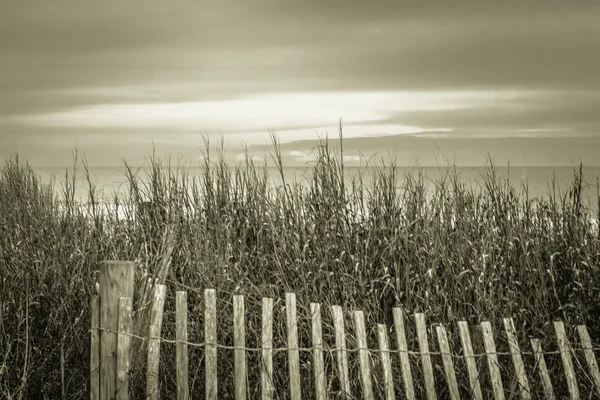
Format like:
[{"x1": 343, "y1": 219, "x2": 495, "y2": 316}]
[{"x1": 1, "y1": 1, "x2": 599, "y2": 167}]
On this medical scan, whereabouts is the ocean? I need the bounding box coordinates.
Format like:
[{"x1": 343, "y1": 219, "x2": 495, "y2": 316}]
[{"x1": 33, "y1": 165, "x2": 600, "y2": 214}]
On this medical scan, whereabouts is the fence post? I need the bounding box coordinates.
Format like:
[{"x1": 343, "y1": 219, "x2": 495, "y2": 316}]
[
  {"x1": 205, "y1": 289, "x2": 218, "y2": 400},
  {"x1": 415, "y1": 313, "x2": 436, "y2": 400},
  {"x1": 233, "y1": 295, "x2": 246, "y2": 400},
  {"x1": 554, "y1": 321, "x2": 580, "y2": 400},
  {"x1": 286, "y1": 293, "x2": 301, "y2": 400},
  {"x1": 458, "y1": 321, "x2": 483, "y2": 400},
  {"x1": 354, "y1": 310, "x2": 374, "y2": 400},
  {"x1": 481, "y1": 321, "x2": 505, "y2": 400},
  {"x1": 331, "y1": 305, "x2": 351, "y2": 399},
  {"x1": 377, "y1": 324, "x2": 395, "y2": 400},
  {"x1": 530, "y1": 339, "x2": 556, "y2": 400},
  {"x1": 261, "y1": 298, "x2": 274, "y2": 400},
  {"x1": 98, "y1": 261, "x2": 135, "y2": 400},
  {"x1": 176, "y1": 291, "x2": 190, "y2": 400},
  {"x1": 146, "y1": 284, "x2": 167, "y2": 400},
  {"x1": 436, "y1": 324, "x2": 460, "y2": 400},
  {"x1": 393, "y1": 308, "x2": 415, "y2": 400},
  {"x1": 116, "y1": 297, "x2": 133, "y2": 400},
  {"x1": 576, "y1": 325, "x2": 600, "y2": 395},
  {"x1": 503, "y1": 318, "x2": 531, "y2": 399},
  {"x1": 90, "y1": 295, "x2": 100, "y2": 400},
  {"x1": 310, "y1": 303, "x2": 326, "y2": 400}
]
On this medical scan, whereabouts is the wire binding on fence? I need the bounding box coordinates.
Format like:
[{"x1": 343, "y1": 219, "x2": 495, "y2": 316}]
[{"x1": 91, "y1": 326, "x2": 600, "y2": 358}]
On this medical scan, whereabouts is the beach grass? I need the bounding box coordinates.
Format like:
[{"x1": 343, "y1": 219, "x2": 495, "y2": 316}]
[{"x1": 1, "y1": 137, "x2": 599, "y2": 398}]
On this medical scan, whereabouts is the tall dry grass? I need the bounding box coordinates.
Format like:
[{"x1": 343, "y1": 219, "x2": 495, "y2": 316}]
[{"x1": 0, "y1": 137, "x2": 599, "y2": 398}]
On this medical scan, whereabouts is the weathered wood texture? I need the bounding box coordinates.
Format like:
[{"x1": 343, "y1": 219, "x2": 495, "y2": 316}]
[
  {"x1": 176, "y1": 291, "x2": 189, "y2": 400},
  {"x1": 577, "y1": 325, "x2": 600, "y2": 396},
  {"x1": 261, "y1": 298, "x2": 274, "y2": 400},
  {"x1": 436, "y1": 324, "x2": 460, "y2": 400},
  {"x1": 285, "y1": 293, "x2": 301, "y2": 400},
  {"x1": 415, "y1": 313, "x2": 436, "y2": 400},
  {"x1": 481, "y1": 321, "x2": 505, "y2": 400},
  {"x1": 531, "y1": 339, "x2": 556, "y2": 400},
  {"x1": 90, "y1": 271, "x2": 600, "y2": 400},
  {"x1": 146, "y1": 284, "x2": 166, "y2": 400},
  {"x1": 310, "y1": 303, "x2": 326, "y2": 400},
  {"x1": 503, "y1": 318, "x2": 531, "y2": 399},
  {"x1": 331, "y1": 305, "x2": 351, "y2": 399},
  {"x1": 377, "y1": 324, "x2": 395, "y2": 400},
  {"x1": 98, "y1": 261, "x2": 135, "y2": 400},
  {"x1": 393, "y1": 308, "x2": 414, "y2": 400},
  {"x1": 205, "y1": 289, "x2": 218, "y2": 400},
  {"x1": 90, "y1": 295, "x2": 100, "y2": 400},
  {"x1": 116, "y1": 297, "x2": 132, "y2": 400},
  {"x1": 233, "y1": 295, "x2": 246, "y2": 400},
  {"x1": 458, "y1": 321, "x2": 483, "y2": 400},
  {"x1": 354, "y1": 310, "x2": 374, "y2": 400},
  {"x1": 555, "y1": 321, "x2": 579, "y2": 400}
]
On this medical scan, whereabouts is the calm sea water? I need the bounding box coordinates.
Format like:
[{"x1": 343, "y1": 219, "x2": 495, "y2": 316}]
[{"x1": 34, "y1": 165, "x2": 600, "y2": 214}]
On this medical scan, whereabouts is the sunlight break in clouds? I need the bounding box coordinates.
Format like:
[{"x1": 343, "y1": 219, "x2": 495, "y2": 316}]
[{"x1": 13, "y1": 90, "x2": 532, "y2": 136}]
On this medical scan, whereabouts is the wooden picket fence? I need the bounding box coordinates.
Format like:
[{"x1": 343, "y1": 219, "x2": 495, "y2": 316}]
[{"x1": 90, "y1": 261, "x2": 600, "y2": 399}]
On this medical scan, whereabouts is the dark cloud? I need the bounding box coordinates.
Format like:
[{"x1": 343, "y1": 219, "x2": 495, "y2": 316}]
[
  {"x1": 3, "y1": 1, "x2": 599, "y2": 95},
  {"x1": 1, "y1": 0, "x2": 599, "y2": 166}
]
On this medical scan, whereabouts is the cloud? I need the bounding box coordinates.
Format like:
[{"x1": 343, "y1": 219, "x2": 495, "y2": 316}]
[
  {"x1": 2, "y1": 2, "x2": 599, "y2": 108},
  {"x1": 10, "y1": 90, "x2": 525, "y2": 134},
  {"x1": 2, "y1": 1, "x2": 599, "y2": 167}
]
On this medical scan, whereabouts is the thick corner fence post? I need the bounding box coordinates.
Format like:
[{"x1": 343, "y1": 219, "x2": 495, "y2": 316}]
[{"x1": 98, "y1": 261, "x2": 135, "y2": 400}]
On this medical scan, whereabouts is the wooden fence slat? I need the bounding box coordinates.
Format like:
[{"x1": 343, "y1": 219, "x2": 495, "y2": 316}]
[
  {"x1": 99, "y1": 261, "x2": 135, "y2": 400},
  {"x1": 392, "y1": 308, "x2": 415, "y2": 400},
  {"x1": 310, "y1": 303, "x2": 326, "y2": 400},
  {"x1": 415, "y1": 313, "x2": 436, "y2": 400},
  {"x1": 555, "y1": 321, "x2": 580, "y2": 400},
  {"x1": 261, "y1": 298, "x2": 274, "y2": 400},
  {"x1": 377, "y1": 324, "x2": 395, "y2": 400},
  {"x1": 530, "y1": 339, "x2": 556, "y2": 400},
  {"x1": 353, "y1": 310, "x2": 374, "y2": 400},
  {"x1": 116, "y1": 297, "x2": 133, "y2": 400},
  {"x1": 436, "y1": 325, "x2": 460, "y2": 400},
  {"x1": 554, "y1": 321, "x2": 580, "y2": 400},
  {"x1": 577, "y1": 325, "x2": 600, "y2": 395},
  {"x1": 286, "y1": 293, "x2": 302, "y2": 400},
  {"x1": 176, "y1": 291, "x2": 189, "y2": 400},
  {"x1": 90, "y1": 295, "x2": 100, "y2": 400},
  {"x1": 205, "y1": 289, "x2": 218, "y2": 400},
  {"x1": 233, "y1": 295, "x2": 246, "y2": 400},
  {"x1": 503, "y1": 318, "x2": 531, "y2": 399},
  {"x1": 481, "y1": 321, "x2": 505, "y2": 400},
  {"x1": 331, "y1": 305, "x2": 351, "y2": 399},
  {"x1": 458, "y1": 321, "x2": 483, "y2": 400},
  {"x1": 146, "y1": 284, "x2": 167, "y2": 400}
]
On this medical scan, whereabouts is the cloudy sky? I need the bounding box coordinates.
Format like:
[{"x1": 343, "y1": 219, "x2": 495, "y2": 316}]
[{"x1": 1, "y1": 1, "x2": 599, "y2": 167}]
